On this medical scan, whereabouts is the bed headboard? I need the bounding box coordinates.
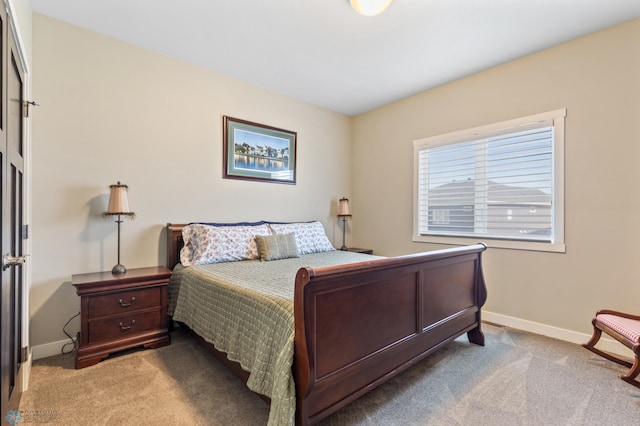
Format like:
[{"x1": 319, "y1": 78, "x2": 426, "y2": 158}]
[{"x1": 166, "y1": 223, "x2": 187, "y2": 269}]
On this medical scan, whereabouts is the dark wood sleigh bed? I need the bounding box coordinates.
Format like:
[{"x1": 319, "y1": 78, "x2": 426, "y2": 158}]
[{"x1": 165, "y1": 223, "x2": 488, "y2": 425}]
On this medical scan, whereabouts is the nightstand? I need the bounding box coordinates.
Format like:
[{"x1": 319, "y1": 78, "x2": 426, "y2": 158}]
[
  {"x1": 71, "y1": 266, "x2": 172, "y2": 369},
  {"x1": 344, "y1": 247, "x2": 373, "y2": 255}
]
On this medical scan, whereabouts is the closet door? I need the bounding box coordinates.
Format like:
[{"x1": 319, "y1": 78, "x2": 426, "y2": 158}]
[{"x1": 1, "y1": 11, "x2": 26, "y2": 419}]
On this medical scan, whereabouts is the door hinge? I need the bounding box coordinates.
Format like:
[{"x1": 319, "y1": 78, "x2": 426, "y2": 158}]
[{"x1": 22, "y1": 224, "x2": 28, "y2": 239}]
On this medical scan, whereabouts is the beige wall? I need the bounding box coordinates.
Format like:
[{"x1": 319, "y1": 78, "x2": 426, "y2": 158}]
[
  {"x1": 30, "y1": 14, "x2": 353, "y2": 350},
  {"x1": 352, "y1": 19, "x2": 640, "y2": 338},
  {"x1": 31, "y1": 12, "x2": 640, "y2": 352}
]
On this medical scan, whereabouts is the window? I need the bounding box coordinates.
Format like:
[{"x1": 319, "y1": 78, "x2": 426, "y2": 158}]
[{"x1": 413, "y1": 109, "x2": 566, "y2": 252}]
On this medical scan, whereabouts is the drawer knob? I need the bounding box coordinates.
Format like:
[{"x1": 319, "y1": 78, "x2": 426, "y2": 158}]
[
  {"x1": 118, "y1": 296, "x2": 136, "y2": 307},
  {"x1": 118, "y1": 320, "x2": 136, "y2": 331}
]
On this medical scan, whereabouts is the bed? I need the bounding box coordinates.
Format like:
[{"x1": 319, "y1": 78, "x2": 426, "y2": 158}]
[{"x1": 165, "y1": 222, "x2": 487, "y2": 425}]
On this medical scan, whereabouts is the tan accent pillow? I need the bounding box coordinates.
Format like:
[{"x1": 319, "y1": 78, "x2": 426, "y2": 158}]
[{"x1": 255, "y1": 233, "x2": 300, "y2": 261}]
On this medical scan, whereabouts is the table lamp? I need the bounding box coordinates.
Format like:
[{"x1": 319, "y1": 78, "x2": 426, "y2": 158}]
[
  {"x1": 103, "y1": 182, "x2": 135, "y2": 274},
  {"x1": 337, "y1": 197, "x2": 352, "y2": 250}
]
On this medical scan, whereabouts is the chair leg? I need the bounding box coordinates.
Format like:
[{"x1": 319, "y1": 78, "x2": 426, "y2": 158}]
[
  {"x1": 582, "y1": 325, "x2": 633, "y2": 368},
  {"x1": 620, "y1": 355, "x2": 640, "y2": 387},
  {"x1": 583, "y1": 325, "x2": 602, "y2": 350}
]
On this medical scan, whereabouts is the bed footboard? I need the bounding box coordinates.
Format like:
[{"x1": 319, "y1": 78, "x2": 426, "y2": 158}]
[{"x1": 293, "y1": 243, "x2": 487, "y2": 425}]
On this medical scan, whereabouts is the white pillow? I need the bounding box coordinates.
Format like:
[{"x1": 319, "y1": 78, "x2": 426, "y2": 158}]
[
  {"x1": 267, "y1": 221, "x2": 335, "y2": 255},
  {"x1": 180, "y1": 223, "x2": 271, "y2": 266}
]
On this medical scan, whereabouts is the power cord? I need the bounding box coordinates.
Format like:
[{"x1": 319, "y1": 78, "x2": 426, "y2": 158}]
[{"x1": 61, "y1": 312, "x2": 80, "y2": 354}]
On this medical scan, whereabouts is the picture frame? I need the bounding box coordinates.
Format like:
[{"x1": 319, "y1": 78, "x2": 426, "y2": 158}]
[{"x1": 223, "y1": 116, "x2": 297, "y2": 185}]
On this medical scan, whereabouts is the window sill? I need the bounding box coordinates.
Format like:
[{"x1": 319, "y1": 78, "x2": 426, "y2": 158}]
[{"x1": 413, "y1": 234, "x2": 566, "y2": 253}]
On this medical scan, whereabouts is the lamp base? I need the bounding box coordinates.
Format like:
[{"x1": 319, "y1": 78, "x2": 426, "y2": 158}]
[
  {"x1": 112, "y1": 264, "x2": 126, "y2": 275},
  {"x1": 340, "y1": 246, "x2": 348, "y2": 251}
]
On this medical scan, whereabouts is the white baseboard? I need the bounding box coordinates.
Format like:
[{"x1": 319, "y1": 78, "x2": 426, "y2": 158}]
[
  {"x1": 32, "y1": 338, "x2": 75, "y2": 360},
  {"x1": 32, "y1": 313, "x2": 632, "y2": 362},
  {"x1": 483, "y1": 311, "x2": 632, "y2": 359}
]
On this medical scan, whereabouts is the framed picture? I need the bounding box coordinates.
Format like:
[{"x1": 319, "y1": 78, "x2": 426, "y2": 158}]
[{"x1": 223, "y1": 116, "x2": 297, "y2": 185}]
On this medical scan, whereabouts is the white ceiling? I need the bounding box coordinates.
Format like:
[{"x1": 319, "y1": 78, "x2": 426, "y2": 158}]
[{"x1": 31, "y1": 0, "x2": 640, "y2": 116}]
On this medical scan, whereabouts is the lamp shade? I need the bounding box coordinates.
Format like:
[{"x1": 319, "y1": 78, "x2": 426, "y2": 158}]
[
  {"x1": 104, "y1": 182, "x2": 134, "y2": 216},
  {"x1": 349, "y1": 0, "x2": 393, "y2": 16},
  {"x1": 338, "y1": 197, "x2": 352, "y2": 217}
]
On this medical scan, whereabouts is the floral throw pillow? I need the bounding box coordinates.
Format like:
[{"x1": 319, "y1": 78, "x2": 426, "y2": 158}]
[
  {"x1": 267, "y1": 221, "x2": 335, "y2": 255},
  {"x1": 180, "y1": 223, "x2": 271, "y2": 266}
]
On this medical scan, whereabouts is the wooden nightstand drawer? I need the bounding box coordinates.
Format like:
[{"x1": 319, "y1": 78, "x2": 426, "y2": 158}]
[
  {"x1": 88, "y1": 287, "x2": 161, "y2": 319},
  {"x1": 88, "y1": 310, "x2": 162, "y2": 344}
]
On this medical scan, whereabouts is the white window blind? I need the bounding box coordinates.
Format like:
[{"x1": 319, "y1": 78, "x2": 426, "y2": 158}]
[{"x1": 413, "y1": 109, "x2": 566, "y2": 251}]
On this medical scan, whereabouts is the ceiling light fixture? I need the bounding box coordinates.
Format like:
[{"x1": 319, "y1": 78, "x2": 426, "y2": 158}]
[{"x1": 349, "y1": 0, "x2": 394, "y2": 16}]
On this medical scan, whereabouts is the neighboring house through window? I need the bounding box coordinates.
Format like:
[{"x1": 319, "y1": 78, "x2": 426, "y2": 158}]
[{"x1": 413, "y1": 109, "x2": 566, "y2": 252}]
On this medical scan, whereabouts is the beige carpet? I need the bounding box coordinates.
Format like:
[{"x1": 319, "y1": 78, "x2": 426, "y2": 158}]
[{"x1": 19, "y1": 324, "x2": 640, "y2": 425}]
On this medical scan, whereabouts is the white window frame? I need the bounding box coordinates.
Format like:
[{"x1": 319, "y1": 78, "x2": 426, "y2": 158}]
[{"x1": 413, "y1": 109, "x2": 566, "y2": 253}]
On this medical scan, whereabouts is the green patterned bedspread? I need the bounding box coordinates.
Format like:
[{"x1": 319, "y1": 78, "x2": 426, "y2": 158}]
[{"x1": 168, "y1": 250, "x2": 382, "y2": 426}]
